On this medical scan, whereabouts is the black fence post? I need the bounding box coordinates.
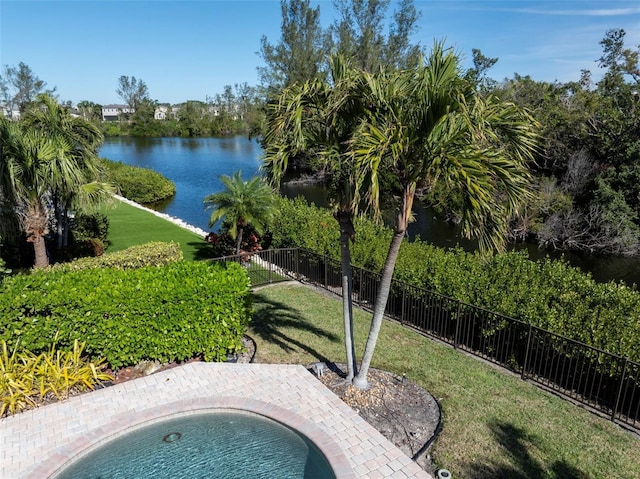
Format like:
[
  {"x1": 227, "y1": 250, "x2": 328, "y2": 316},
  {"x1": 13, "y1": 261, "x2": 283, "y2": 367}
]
[
  {"x1": 268, "y1": 249, "x2": 273, "y2": 284},
  {"x1": 521, "y1": 323, "x2": 533, "y2": 380},
  {"x1": 611, "y1": 357, "x2": 628, "y2": 421},
  {"x1": 401, "y1": 284, "x2": 406, "y2": 325},
  {"x1": 454, "y1": 302, "x2": 462, "y2": 349},
  {"x1": 295, "y1": 248, "x2": 299, "y2": 278},
  {"x1": 324, "y1": 254, "x2": 328, "y2": 288}
]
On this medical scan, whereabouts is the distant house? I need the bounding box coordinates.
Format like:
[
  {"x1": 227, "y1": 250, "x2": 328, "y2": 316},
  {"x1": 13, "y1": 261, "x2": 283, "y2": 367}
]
[
  {"x1": 1, "y1": 104, "x2": 21, "y2": 120},
  {"x1": 154, "y1": 105, "x2": 168, "y2": 120},
  {"x1": 102, "y1": 104, "x2": 133, "y2": 121}
]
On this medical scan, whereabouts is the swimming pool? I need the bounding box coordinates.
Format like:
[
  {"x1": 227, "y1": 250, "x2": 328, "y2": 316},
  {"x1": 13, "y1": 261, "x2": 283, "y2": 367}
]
[
  {"x1": 4, "y1": 363, "x2": 428, "y2": 478},
  {"x1": 55, "y1": 411, "x2": 335, "y2": 479}
]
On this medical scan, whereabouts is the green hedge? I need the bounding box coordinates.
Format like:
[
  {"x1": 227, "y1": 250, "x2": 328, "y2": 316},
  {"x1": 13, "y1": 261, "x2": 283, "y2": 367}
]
[
  {"x1": 48, "y1": 242, "x2": 183, "y2": 271},
  {"x1": 0, "y1": 261, "x2": 252, "y2": 368},
  {"x1": 270, "y1": 196, "x2": 640, "y2": 362},
  {"x1": 100, "y1": 158, "x2": 176, "y2": 204}
]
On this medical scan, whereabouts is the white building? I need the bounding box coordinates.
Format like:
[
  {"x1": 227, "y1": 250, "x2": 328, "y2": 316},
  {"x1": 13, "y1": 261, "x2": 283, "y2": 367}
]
[{"x1": 101, "y1": 104, "x2": 133, "y2": 121}]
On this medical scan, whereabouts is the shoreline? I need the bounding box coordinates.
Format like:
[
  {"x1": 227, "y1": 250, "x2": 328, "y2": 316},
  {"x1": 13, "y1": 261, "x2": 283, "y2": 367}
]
[{"x1": 114, "y1": 195, "x2": 209, "y2": 238}]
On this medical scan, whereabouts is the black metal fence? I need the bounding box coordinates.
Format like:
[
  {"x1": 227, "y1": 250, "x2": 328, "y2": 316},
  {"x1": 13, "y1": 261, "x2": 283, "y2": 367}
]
[{"x1": 212, "y1": 247, "x2": 640, "y2": 433}]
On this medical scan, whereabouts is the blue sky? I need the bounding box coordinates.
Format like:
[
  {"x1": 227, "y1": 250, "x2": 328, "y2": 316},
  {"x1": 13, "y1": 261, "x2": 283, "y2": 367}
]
[{"x1": 1, "y1": 0, "x2": 639, "y2": 105}]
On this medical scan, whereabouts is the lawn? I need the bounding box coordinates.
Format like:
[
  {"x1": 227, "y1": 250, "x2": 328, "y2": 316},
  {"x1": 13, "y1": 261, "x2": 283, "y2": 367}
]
[
  {"x1": 250, "y1": 283, "x2": 640, "y2": 479},
  {"x1": 93, "y1": 201, "x2": 640, "y2": 477},
  {"x1": 101, "y1": 200, "x2": 212, "y2": 261}
]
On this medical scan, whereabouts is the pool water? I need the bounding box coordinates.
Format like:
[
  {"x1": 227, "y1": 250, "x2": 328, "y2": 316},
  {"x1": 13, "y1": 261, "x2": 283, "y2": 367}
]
[{"x1": 55, "y1": 411, "x2": 336, "y2": 479}]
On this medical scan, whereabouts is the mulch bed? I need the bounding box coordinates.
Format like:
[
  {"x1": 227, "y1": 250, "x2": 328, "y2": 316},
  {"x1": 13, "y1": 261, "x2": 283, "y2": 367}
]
[{"x1": 309, "y1": 362, "x2": 441, "y2": 474}]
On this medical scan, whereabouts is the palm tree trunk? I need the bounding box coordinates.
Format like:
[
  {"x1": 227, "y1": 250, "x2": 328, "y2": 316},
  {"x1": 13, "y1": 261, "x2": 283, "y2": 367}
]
[
  {"x1": 53, "y1": 194, "x2": 63, "y2": 249},
  {"x1": 335, "y1": 210, "x2": 357, "y2": 381},
  {"x1": 32, "y1": 235, "x2": 49, "y2": 269},
  {"x1": 353, "y1": 183, "x2": 415, "y2": 390},
  {"x1": 26, "y1": 202, "x2": 50, "y2": 269},
  {"x1": 235, "y1": 227, "x2": 244, "y2": 255}
]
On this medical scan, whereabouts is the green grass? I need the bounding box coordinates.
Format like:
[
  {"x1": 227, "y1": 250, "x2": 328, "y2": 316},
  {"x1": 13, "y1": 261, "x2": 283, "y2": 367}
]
[
  {"x1": 101, "y1": 200, "x2": 212, "y2": 261},
  {"x1": 250, "y1": 284, "x2": 640, "y2": 479}
]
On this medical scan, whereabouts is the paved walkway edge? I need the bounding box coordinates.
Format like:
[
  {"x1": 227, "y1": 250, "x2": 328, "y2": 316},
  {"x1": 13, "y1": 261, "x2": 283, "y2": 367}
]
[{"x1": 1, "y1": 363, "x2": 432, "y2": 479}]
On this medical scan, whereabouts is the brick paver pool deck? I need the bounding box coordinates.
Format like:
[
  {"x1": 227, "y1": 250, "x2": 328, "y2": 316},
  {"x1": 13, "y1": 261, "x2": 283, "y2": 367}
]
[{"x1": 1, "y1": 363, "x2": 433, "y2": 478}]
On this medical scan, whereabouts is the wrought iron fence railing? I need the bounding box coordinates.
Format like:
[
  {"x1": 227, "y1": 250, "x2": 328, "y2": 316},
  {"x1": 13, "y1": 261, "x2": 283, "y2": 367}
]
[{"x1": 212, "y1": 247, "x2": 640, "y2": 433}]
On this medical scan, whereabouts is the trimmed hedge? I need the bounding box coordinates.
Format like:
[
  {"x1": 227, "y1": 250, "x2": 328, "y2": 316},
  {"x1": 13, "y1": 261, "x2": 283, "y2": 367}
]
[
  {"x1": 0, "y1": 261, "x2": 252, "y2": 368},
  {"x1": 48, "y1": 242, "x2": 183, "y2": 271},
  {"x1": 270, "y1": 196, "x2": 640, "y2": 362},
  {"x1": 101, "y1": 158, "x2": 176, "y2": 204}
]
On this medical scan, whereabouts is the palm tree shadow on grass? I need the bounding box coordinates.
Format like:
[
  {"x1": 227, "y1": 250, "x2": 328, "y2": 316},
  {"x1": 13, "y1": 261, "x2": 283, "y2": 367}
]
[
  {"x1": 187, "y1": 241, "x2": 216, "y2": 260},
  {"x1": 250, "y1": 291, "x2": 340, "y2": 364},
  {"x1": 466, "y1": 420, "x2": 588, "y2": 479}
]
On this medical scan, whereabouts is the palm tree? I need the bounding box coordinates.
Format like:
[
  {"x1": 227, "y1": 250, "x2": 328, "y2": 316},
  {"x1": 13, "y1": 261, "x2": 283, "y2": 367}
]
[
  {"x1": 21, "y1": 94, "x2": 110, "y2": 249},
  {"x1": 0, "y1": 117, "x2": 68, "y2": 268},
  {"x1": 204, "y1": 171, "x2": 278, "y2": 255},
  {"x1": 349, "y1": 43, "x2": 539, "y2": 389},
  {"x1": 262, "y1": 56, "x2": 365, "y2": 381}
]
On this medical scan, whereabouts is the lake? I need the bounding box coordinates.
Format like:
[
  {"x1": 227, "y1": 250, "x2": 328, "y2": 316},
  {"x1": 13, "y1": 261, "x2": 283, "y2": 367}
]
[
  {"x1": 100, "y1": 136, "x2": 262, "y2": 232},
  {"x1": 100, "y1": 136, "x2": 640, "y2": 285}
]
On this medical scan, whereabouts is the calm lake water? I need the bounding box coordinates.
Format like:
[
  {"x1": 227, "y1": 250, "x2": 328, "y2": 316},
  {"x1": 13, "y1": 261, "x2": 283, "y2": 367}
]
[
  {"x1": 100, "y1": 136, "x2": 640, "y2": 286},
  {"x1": 101, "y1": 136, "x2": 262, "y2": 232}
]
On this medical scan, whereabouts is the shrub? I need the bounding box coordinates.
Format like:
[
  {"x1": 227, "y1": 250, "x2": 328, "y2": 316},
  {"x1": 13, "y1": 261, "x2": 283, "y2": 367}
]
[
  {"x1": 100, "y1": 158, "x2": 176, "y2": 204},
  {"x1": 0, "y1": 339, "x2": 112, "y2": 417},
  {"x1": 72, "y1": 213, "x2": 110, "y2": 244},
  {"x1": 270, "y1": 196, "x2": 640, "y2": 362},
  {"x1": 0, "y1": 261, "x2": 252, "y2": 368},
  {"x1": 48, "y1": 241, "x2": 183, "y2": 272}
]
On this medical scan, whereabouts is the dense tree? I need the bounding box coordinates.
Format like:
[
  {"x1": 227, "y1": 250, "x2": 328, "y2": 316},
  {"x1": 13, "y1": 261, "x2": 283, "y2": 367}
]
[
  {"x1": 179, "y1": 100, "x2": 207, "y2": 137},
  {"x1": 77, "y1": 100, "x2": 103, "y2": 123},
  {"x1": 257, "y1": 0, "x2": 331, "y2": 93},
  {"x1": 203, "y1": 171, "x2": 278, "y2": 255},
  {"x1": 0, "y1": 62, "x2": 56, "y2": 118},
  {"x1": 130, "y1": 98, "x2": 159, "y2": 136},
  {"x1": 116, "y1": 75, "x2": 149, "y2": 112},
  {"x1": 491, "y1": 29, "x2": 640, "y2": 256},
  {"x1": 330, "y1": 0, "x2": 422, "y2": 72}
]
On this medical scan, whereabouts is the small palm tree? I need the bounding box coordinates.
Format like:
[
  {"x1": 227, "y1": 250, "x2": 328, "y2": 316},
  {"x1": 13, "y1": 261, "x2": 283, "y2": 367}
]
[
  {"x1": 22, "y1": 94, "x2": 111, "y2": 248},
  {"x1": 0, "y1": 118, "x2": 67, "y2": 268},
  {"x1": 203, "y1": 171, "x2": 278, "y2": 255},
  {"x1": 263, "y1": 56, "x2": 365, "y2": 380},
  {"x1": 350, "y1": 43, "x2": 539, "y2": 389}
]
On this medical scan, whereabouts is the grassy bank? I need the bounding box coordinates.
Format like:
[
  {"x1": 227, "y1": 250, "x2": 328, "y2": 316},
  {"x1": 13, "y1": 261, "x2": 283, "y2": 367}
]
[
  {"x1": 101, "y1": 200, "x2": 211, "y2": 261},
  {"x1": 251, "y1": 284, "x2": 640, "y2": 479}
]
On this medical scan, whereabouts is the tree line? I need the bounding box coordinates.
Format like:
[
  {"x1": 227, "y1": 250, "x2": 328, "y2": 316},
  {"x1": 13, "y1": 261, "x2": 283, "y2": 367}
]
[
  {"x1": 255, "y1": 0, "x2": 638, "y2": 389},
  {"x1": 258, "y1": 1, "x2": 640, "y2": 258},
  {"x1": 2, "y1": 0, "x2": 639, "y2": 257}
]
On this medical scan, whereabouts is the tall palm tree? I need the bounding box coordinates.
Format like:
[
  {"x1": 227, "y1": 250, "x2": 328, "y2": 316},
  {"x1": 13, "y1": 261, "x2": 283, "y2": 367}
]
[
  {"x1": 262, "y1": 56, "x2": 365, "y2": 381},
  {"x1": 350, "y1": 43, "x2": 539, "y2": 389},
  {"x1": 21, "y1": 94, "x2": 110, "y2": 248},
  {"x1": 204, "y1": 171, "x2": 278, "y2": 255},
  {"x1": 0, "y1": 118, "x2": 69, "y2": 268}
]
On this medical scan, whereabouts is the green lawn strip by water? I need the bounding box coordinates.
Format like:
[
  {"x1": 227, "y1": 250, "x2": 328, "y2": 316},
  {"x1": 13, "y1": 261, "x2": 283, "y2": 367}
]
[
  {"x1": 101, "y1": 200, "x2": 211, "y2": 261},
  {"x1": 250, "y1": 284, "x2": 640, "y2": 479}
]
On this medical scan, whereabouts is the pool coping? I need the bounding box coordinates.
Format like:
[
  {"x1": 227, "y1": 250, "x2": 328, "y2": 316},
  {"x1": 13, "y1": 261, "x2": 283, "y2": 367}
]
[{"x1": 1, "y1": 363, "x2": 432, "y2": 479}]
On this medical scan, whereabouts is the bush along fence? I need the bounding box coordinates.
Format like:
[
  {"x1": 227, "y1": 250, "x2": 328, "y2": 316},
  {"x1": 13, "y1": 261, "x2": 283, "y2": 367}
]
[{"x1": 212, "y1": 247, "x2": 640, "y2": 433}]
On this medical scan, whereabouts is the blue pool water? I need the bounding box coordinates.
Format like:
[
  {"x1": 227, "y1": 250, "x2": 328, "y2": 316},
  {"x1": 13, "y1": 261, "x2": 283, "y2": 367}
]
[{"x1": 55, "y1": 411, "x2": 336, "y2": 479}]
